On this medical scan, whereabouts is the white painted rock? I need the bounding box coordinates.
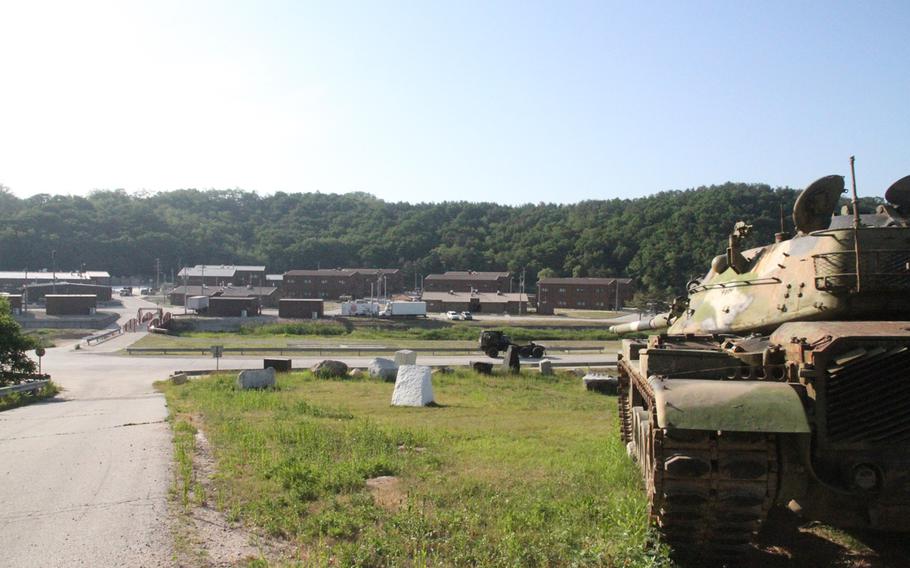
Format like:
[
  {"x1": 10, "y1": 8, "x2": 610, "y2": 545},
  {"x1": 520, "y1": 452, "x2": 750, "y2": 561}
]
[
  {"x1": 391, "y1": 365, "x2": 434, "y2": 407},
  {"x1": 237, "y1": 367, "x2": 276, "y2": 390},
  {"x1": 368, "y1": 357, "x2": 398, "y2": 381},
  {"x1": 394, "y1": 349, "x2": 417, "y2": 366}
]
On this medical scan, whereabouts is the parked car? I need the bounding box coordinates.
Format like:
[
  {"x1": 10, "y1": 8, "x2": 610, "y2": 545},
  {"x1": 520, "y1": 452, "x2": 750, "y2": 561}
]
[
  {"x1": 461, "y1": 311, "x2": 473, "y2": 320},
  {"x1": 445, "y1": 310, "x2": 463, "y2": 321}
]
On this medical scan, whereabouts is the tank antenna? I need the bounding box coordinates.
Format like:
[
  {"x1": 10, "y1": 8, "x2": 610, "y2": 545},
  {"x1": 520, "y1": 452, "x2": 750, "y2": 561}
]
[{"x1": 849, "y1": 156, "x2": 862, "y2": 292}]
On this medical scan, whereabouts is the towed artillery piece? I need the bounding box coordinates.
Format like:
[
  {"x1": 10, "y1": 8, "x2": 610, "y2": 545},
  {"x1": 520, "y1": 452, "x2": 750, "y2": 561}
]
[{"x1": 611, "y1": 168, "x2": 910, "y2": 559}]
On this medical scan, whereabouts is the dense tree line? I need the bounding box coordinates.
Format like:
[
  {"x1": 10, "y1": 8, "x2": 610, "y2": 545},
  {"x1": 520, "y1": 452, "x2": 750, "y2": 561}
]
[{"x1": 0, "y1": 183, "x2": 881, "y2": 298}]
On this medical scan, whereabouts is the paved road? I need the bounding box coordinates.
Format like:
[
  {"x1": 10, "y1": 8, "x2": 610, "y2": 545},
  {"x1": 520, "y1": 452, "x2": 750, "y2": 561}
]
[
  {"x1": 0, "y1": 297, "x2": 617, "y2": 567},
  {"x1": 0, "y1": 297, "x2": 176, "y2": 567}
]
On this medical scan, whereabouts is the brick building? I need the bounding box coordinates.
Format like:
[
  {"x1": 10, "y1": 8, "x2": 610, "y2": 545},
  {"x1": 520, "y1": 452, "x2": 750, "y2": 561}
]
[
  {"x1": 283, "y1": 268, "x2": 402, "y2": 300},
  {"x1": 177, "y1": 265, "x2": 267, "y2": 287},
  {"x1": 207, "y1": 296, "x2": 260, "y2": 317},
  {"x1": 169, "y1": 285, "x2": 281, "y2": 308},
  {"x1": 421, "y1": 291, "x2": 529, "y2": 314},
  {"x1": 278, "y1": 299, "x2": 324, "y2": 319},
  {"x1": 423, "y1": 271, "x2": 510, "y2": 293},
  {"x1": 46, "y1": 294, "x2": 97, "y2": 315},
  {"x1": 0, "y1": 270, "x2": 110, "y2": 292},
  {"x1": 24, "y1": 282, "x2": 113, "y2": 302},
  {"x1": 536, "y1": 277, "x2": 634, "y2": 315}
]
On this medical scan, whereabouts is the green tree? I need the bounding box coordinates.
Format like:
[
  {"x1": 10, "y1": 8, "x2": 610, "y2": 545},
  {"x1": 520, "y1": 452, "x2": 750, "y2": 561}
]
[{"x1": 0, "y1": 297, "x2": 37, "y2": 386}]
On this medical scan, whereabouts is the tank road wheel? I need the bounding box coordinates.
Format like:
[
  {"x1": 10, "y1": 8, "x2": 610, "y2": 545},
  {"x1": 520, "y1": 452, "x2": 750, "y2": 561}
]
[
  {"x1": 531, "y1": 345, "x2": 545, "y2": 358},
  {"x1": 485, "y1": 349, "x2": 499, "y2": 358},
  {"x1": 642, "y1": 425, "x2": 779, "y2": 561}
]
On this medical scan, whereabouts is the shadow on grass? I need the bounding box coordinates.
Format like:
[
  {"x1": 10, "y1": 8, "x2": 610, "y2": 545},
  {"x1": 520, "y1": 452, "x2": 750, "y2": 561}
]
[{"x1": 672, "y1": 508, "x2": 910, "y2": 568}]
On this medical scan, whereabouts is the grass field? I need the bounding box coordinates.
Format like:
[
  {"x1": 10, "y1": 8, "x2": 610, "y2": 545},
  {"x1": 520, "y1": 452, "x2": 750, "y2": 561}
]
[
  {"x1": 159, "y1": 370, "x2": 671, "y2": 567},
  {"x1": 132, "y1": 319, "x2": 628, "y2": 353},
  {"x1": 25, "y1": 328, "x2": 95, "y2": 348},
  {"x1": 132, "y1": 333, "x2": 617, "y2": 354}
]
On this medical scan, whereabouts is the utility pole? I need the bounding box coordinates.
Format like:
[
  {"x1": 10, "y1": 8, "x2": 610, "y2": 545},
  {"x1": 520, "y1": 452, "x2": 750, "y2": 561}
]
[
  {"x1": 51, "y1": 250, "x2": 57, "y2": 294},
  {"x1": 615, "y1": 279, "x2": 620, "y2": 310},
  {"x1": 23, "y1": 267, "x2": 28, "y2": 313},
  {"x1": 155, "y1": 258, "x2": 161, "y2": 293},
  {"x1": 519, "y1": 267, "x2": 526, "y2": 316},
  {"x1": 182, "y1": 264, "x2": 188, "y2": 315}
]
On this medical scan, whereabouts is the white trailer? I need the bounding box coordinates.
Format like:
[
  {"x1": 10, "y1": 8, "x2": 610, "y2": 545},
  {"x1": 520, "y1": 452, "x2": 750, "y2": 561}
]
[
  {"x1": 341, "y1": 300, "x2": 380, "y2": 316},
  {"x1": 186, "y1": 295, "x2": 210, "y2": 312},
  {"x1": 381, "y1": 301, "x2": 427, "y2": 318}
]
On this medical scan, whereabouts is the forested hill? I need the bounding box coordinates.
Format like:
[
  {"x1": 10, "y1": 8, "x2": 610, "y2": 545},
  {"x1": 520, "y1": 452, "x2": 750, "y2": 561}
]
[{"x1": 0, "y1": 183, "x2": 881, "y2": 296}]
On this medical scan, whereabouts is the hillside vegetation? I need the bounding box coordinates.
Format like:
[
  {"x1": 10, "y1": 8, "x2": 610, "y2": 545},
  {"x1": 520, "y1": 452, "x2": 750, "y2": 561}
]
[{"x1": 0, "y1": 184, "x2": 880, "y2": 296}]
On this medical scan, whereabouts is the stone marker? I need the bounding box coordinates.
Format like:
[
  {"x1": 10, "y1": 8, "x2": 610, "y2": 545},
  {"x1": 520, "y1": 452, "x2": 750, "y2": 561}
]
[
  {"x1": 312, "y1": 359, "x2": 349, "y2": 378},
  {"x1": 171, "y1": 372, "x2": 188, "y2": 385},
  {"x1": 538, "y1": 360, "x2": 554, "y2": 376},
  {"x1": 394, "y1": 350, "x2": 417, "y2": 366},
  {"x1": 368, "y1": 357, "x2": 399, "y2": 381},
  {"x1": 391, "y1": 365, "x2": 435, "y2": 407},
  {"x1": 583, "y1": 373, "x2": 619, "y2": 394},
  {"x1": 264, "y1": 357, "x2": 292, "y2": 372},
  {"x1": 237, "y1": 367, "x2": 276, "y2": 390},
  {"x1": 471, "y1": 361, "x2": 493, "y2": 375},
  {"x1": 500, "y1": 345, "x2": 520, "y2": 374}
]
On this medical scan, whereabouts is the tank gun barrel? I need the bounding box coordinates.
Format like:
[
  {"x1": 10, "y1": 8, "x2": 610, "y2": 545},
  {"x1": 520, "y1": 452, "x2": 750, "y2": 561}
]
[{"x1": 610, "y1": 312, "x2": 671, "y2": 334}]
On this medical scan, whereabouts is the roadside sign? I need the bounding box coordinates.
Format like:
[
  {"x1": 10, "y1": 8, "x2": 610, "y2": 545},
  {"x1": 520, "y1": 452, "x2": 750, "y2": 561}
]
[
  {"x1": 211, "y1": 345, "x2": 223, "y2": 371},
  {"x1": 35, "y1": 347, "x2": 45, "y2": 374}
]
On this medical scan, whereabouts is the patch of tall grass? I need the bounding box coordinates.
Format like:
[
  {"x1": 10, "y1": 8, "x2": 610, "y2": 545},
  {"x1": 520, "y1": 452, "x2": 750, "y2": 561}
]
[{"x1": 160, "y1": 370, "x2": 670, "y2": 566}]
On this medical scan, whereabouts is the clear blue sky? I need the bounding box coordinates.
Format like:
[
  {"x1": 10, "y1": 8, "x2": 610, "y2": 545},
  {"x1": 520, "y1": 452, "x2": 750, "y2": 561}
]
[{"x1": 0, "y1": 1, "x2": 906, "y2": 204}]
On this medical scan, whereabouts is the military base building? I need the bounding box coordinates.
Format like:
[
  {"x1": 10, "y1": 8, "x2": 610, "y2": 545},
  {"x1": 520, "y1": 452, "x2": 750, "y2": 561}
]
[
  {"x1": 421, "y1": 291, "x2": 529, "y2": 314},
  {"x1": 169, "y1": 284, "x2": 281, "y2": 308},
  {"x1": 422, "y1": 271, "x2": 511, "y2": 293},
  {"x1": 177, "y1": 265, "x2": 267, "y2": 287},
  {"x1": 283, "y1": 268, "x2": 403, "y2": 300},
  {"x1": 536, "y1": 277, "x2": 634, "y2": 315},
  {"x1": 0, "y1": 270, "x2": 111, "y2": 292}
]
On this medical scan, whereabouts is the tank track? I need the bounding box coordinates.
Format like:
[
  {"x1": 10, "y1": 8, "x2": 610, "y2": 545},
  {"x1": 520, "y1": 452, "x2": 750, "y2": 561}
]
[{"x1": 618, "y1": 367, "x2": 779, "y2": 560}]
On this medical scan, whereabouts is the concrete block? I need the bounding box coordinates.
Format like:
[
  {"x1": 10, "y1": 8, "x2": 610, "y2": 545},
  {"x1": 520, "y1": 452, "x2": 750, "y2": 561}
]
[
  {"x1": 471, "y1": 361, "x2": 493, "y2": 374},
  {"x1": 264, "y1": 358, "x2": 292, "y2": 372},
  {"x1": 394, "y1": 350, "x2": 417, "y2": 366},
  {"x1": 391, "y1": 365, "x2": 434, "y2": 407},
  {"x1": 368, "y1": 357, "x2": 398, "y2": 381},
  {"x1": 237, "y1": 367, "x2": 276, "y2": 390},
  {"x1": 500, "y1": 345, "x2": 520, "y2": 374},
  {"x1": 538, "y1": 360, "x2": 554, "y2": 376},
  {"x1": 170, "y1": 373, "x2": 188, "y2": 385}
]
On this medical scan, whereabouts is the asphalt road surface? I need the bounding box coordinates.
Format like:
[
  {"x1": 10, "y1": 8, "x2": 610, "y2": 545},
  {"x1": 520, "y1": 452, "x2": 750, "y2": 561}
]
[{"x1": 0, "y1": 296, "x2": 616, "y2": 567}]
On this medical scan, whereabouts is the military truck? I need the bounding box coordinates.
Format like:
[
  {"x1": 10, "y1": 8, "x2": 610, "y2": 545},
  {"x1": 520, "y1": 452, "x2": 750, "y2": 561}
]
[
  {"x1": 611, "y1": 167, "x2": 910, "y2": 559},
  {"x1": 479, "y1": 329, "x2": 545, "y2": 359}
]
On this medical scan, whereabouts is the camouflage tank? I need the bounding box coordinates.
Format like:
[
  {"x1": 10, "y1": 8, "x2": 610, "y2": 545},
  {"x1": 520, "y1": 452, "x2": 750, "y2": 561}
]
[{"x1": 611, "y1": 169, "x2": 910, "y2": 559}]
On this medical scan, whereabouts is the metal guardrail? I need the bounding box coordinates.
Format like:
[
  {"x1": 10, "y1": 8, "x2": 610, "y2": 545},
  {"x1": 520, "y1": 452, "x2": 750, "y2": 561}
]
[
  {"x1": 0, "y1": 379, "x2": 51, "y2": 398},
  {"x1": 126, "y1": 345, "x2": 606, "y2": 356},
  {"x1": 86, "y1": 326, "x2": 123, "y2": 345}
]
